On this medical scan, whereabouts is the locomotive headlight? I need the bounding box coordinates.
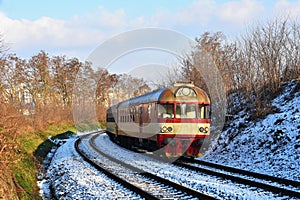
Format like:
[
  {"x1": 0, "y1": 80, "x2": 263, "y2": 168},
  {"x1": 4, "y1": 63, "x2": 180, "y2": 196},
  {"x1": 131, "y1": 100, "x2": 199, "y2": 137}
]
[
  {"x1": 199, "y1": 127, "x2": 204, "y2": 132},
  {"x1": 161, "y1": 126, "x2": 167, "y2": 133},
  {"x1": 199, "y1": 126, "x2": 209, "y2": 133},
  {"x1": 161, "y1": 125, "x2": 173, "y2": 133},
  {"x1": 167, "y1": 126, "x2": 173, "y2": 132},
  {"x1": 205, "y1": 127, "x2": 209, "y2": 132}
]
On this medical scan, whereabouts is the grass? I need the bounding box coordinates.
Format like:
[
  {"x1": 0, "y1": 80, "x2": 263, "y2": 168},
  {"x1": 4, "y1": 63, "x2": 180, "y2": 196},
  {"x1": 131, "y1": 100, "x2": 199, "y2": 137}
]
[
  {"x1": 10, "y1": 121, "x2": 77, "y2": 199},
  {"x1": 13, "y1": 153, "x2": 39, "y2": 199},
  {"x1": 75, "y1": 120, "x2": 103, "y2": 132}
]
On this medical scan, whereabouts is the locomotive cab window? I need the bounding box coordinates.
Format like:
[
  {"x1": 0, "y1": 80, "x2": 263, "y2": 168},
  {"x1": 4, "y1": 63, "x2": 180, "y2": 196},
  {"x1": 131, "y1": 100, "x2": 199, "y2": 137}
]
[
  {"x1": 198, "y1": 104, "x2": 210, "y2": 119},
  {"x1": 176, "y1": 104, "x2": 196, "y2": 118},
  {"x1": 158, "y1": 104, "x2": 174, "y2": 118}
]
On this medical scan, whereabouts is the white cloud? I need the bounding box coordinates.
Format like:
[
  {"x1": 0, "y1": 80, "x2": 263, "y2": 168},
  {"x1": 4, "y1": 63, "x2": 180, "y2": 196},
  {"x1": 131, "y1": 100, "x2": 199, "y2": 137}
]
[
  {"x1": 218, "y1": 0, "x2": 264, "y2": 24},
  {"x1": 1, "y1": 1, "x2": 298, "y2": 60},
  {"x1": 70, "y1": 6, "x2": 127, "y2": 30},
  {"x1": 274, "y1": 0, "x2": 300, "y2": 19},
  {"x1": 146, "y1": 0, "x2": 265, "y2": 34},
  {"x1": 175, "y1": 0, "x2": 216, "y2": 25},
  {"x1": 148, "y1": 0, "x2": 217, "y2": 28},
  {"x1": 0, "y1": 12, "x2": 104, "y2": 53},
  {"x1": 0, "y1": 5, "x2": 135, "y2": 58},
  {"x1": 0, "y1": 6, "x2": 153, "y2": 59}
]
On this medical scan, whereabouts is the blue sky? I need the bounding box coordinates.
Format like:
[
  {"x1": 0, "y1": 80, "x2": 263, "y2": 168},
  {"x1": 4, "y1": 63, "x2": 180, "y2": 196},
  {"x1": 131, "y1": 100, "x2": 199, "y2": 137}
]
[
  {"x1": 0, "y1": 0, "x2": 191, "y2": 20},
  {"x1": 0, "y1": 0, "x2": 300, "y2": 74}
]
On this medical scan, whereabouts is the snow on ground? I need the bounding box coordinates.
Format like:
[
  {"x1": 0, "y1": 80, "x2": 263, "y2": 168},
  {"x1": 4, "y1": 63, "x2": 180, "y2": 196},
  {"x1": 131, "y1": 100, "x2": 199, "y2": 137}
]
[
  {"x1": 203, "y1": 80, "x2": 300, "y2": 181},
  {"x1": 92, "y1": 134, "x2": 286, "y2": 199},
  {"x1": 39, "y1": 132, "x2": 290, "y2": 199},
  {"x1": 39, "y1": 80, "x2": 300, "y2": 199},
  {"x1": 38, "y1": 136, "x2": 141, "y2": 199}
]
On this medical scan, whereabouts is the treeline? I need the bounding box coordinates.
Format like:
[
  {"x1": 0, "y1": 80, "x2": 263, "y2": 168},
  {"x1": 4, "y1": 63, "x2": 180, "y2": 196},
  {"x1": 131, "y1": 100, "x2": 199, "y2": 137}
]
[
  {"x1": 0, "y1": 47, "x2": 150, "y2": 198},
  {"x1": 0, "y1": 51, "x2": 150, "y2": 139},
  {"x1": 179, "y1": 18, "x2": 300, "y2": 119},
  {"x1": 1, "y1": 17, "x2": 300, "y2": 143}
]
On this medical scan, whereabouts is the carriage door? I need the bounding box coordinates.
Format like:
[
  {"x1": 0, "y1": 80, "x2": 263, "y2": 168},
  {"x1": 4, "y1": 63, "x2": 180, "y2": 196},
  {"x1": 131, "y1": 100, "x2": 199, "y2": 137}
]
[
  {"x1": 116, "y1": 109, "x2": 119, "y2": 136},
  {"x1": 139, "y1": 106, "x2": 143, "y2": 133}
]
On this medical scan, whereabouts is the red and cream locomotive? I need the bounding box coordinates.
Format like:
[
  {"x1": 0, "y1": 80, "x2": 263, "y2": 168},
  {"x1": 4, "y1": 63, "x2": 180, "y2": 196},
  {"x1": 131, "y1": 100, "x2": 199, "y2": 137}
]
[{"x1": 106, "y1": 82, "x2": 210, "y2": 157}]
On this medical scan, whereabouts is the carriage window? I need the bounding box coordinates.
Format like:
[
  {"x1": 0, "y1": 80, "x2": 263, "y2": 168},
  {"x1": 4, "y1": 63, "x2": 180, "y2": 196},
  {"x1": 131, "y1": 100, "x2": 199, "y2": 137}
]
[
  {"x1": 148, "y1": 105, "x2": 151, "y2": 120},
  {"x1": 198, "y1": 105, "x2": 210, "y2": 119},
  {"x1": 130, "y1": 107, "x2": 135, "y2": 122},
  {"x1": 176, "y1": 104, "x2": 196, "y2": 118},
  {"x1": 158, "y1": 104, "x2": 174, "y2": 118}
]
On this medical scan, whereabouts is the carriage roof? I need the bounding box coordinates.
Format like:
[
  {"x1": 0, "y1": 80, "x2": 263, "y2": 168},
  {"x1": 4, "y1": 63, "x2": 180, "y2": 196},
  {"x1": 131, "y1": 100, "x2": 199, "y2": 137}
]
[{"x1": 114, "y1": 83, "x2": 210, "y2": 109}]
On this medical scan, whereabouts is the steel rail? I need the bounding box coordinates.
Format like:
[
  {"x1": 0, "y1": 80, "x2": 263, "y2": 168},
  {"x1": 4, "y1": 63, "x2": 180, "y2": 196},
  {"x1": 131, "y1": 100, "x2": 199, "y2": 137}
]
[
  {"x1": 181, "y1": 157, "x2": 300, "y2": 188},
  {"x1": 89, "y1": 133, "x2": 216, "y2": 200},
  {"x1": 75, "y1": 135, "x2": 159, "y2": 200},
  {"x1": 175, "y1": 159, "x2": 300, "y2": 199}
]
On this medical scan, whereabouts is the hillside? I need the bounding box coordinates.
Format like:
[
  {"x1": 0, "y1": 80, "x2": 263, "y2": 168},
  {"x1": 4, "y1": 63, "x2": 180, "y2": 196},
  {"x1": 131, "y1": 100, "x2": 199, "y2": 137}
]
[{"x1": 203, "y1": 79, "x2": 300, "y2": 181}]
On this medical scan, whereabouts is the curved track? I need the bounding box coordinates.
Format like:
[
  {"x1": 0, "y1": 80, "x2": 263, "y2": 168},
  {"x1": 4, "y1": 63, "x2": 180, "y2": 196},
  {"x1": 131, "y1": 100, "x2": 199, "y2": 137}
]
[
  {"x1": 180, "y1": 157, "x2": 300, "y2": 187},
  {"x1": 76, "y1": 132, "x2": 216, "y2": 200},
  {"x1": 104, "y1": 130, "x2": 300, "y2": 199},
  {"x1": 174, "y1": 157, "x2": 300, "y2": 198},
  {"x1": 75, "y1": 135, "x2": 157, "y2": 200}
]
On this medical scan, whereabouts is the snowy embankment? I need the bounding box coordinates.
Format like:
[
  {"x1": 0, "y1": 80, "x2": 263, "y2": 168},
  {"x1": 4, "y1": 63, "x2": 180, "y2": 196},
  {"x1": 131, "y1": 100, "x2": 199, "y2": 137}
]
[
  {"x1": 40, "y1": 133, "x2": 290, "y2": 199},
  {"x1": 38, "y1": 133, "x2": 141, "y2": 199},
  {"x1": 92, "y1": 135, "x2": 285, "y2": 199},
  {"x1": 203, "y1": 80, "x2": 300, "y2": 181}
]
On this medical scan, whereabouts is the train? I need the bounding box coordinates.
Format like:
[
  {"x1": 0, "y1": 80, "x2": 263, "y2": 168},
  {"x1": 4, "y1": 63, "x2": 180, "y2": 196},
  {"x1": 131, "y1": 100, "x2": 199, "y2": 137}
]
[{"x1": 106, "y1": 82, "x2": 210, "y2": 157}]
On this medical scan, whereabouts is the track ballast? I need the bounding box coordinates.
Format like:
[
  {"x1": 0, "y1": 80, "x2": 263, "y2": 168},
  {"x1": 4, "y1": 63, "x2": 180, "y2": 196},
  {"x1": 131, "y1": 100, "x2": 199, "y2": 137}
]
[{"x1": 76, "y1": 132, "x2": 216, "y2": 200}]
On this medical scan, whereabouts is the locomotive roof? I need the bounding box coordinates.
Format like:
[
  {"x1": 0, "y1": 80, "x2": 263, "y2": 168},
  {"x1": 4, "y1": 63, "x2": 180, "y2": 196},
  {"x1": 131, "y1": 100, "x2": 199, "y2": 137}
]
[{"x1": 115, "y1": 84, "x2": 210, "y2": 109}]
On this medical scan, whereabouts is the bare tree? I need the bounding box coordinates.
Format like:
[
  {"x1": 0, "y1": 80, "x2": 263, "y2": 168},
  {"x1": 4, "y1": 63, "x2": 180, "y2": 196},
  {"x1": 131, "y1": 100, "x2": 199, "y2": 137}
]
[
  {"x1": 111, "y1": 74, "x2": 151, "y2": 103},
  {"x1": 230, "y1": 17, "x2": 300, "y2": 116},
  {"x1": 51, "y1": 56, "x2": 81, "y2": 106},
  {"x1": 284, "y1": 20, "x2": 300, "y2": 80},
  {"x1": 94, "y1": 68, "x2": 118, "y2": 121}
]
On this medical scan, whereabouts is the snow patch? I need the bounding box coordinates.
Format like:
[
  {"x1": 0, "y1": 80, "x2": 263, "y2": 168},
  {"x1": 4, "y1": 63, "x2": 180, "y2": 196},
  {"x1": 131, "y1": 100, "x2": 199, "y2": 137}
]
[{"x1": 204, "y1": 80, "x2": 300, "y2": 181}]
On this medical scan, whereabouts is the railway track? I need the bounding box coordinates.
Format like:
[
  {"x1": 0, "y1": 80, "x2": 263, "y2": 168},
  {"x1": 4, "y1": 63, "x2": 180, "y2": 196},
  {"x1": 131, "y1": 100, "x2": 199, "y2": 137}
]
[
  {"x1": 105, "y1": 132, "x2": 300, "y2": 199},
  {"x1": 75, "y1": 134, "x2": 156, "y2": 200},
  {"x1": 174, "y1": 157, "x2": 300, "y2": 199},
  {"x1": 75, "y1": 132, "x2": 216, "y2": 200}
]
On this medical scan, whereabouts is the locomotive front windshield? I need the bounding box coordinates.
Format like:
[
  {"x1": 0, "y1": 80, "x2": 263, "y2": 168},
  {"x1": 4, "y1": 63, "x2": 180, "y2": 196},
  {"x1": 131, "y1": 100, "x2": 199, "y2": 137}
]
[
  {"x1": 176, "y1": 104, "x2": 196, "y2": 118},
  {"x1": 158, "y1": 103, "x2": 210, "y2": 119}
]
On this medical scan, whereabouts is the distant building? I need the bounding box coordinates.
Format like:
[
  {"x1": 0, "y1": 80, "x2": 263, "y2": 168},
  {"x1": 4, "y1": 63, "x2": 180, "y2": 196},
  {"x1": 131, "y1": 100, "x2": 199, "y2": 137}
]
[{"x1": 4, "y1": 83, "x2": 34, "y2": 115}]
